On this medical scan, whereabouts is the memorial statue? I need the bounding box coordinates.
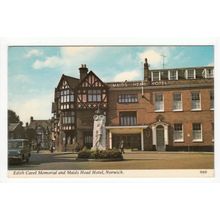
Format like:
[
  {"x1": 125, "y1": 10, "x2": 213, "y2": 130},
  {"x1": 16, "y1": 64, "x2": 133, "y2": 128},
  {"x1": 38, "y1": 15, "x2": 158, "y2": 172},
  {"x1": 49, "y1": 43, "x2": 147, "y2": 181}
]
[{"x1": 92, "y1": 105, "x2": 106, "y2": 150}]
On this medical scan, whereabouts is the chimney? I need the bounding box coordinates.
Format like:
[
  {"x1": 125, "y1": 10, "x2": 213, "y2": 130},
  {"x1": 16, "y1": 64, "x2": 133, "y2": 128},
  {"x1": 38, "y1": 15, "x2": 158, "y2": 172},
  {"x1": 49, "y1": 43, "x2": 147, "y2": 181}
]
[
  {"x1": 30, "y1": 116, "x2": 34, "y2": 123},
  {"x1": 26, "y1": 122, "x2": 28, "y2": 127},
  {"x1": 144, "y1": 58, "x2": 150, "y2": 81},
  {"x1": 79, "y1": 64, "x2": 88, "y2": 80}
]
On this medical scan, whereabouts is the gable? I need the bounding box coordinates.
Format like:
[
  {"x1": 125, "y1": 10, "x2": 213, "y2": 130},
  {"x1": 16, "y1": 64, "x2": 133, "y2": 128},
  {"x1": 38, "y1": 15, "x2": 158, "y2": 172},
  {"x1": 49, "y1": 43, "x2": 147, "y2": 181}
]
[
  {"x1": 57, "y1": 74, "x2": 79, "y2": 90},
  {"x1": 78, "y1": 71, "x2": 107, "y2": 89}
]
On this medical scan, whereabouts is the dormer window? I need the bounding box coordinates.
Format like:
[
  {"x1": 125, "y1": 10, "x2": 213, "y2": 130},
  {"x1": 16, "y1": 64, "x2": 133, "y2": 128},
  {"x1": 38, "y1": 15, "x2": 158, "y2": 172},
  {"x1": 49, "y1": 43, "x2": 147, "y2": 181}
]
[
  {"x1": 169, "y1": 70, "x2": 178, "y2": 80},
  {"x1": 151, "y1": 71, "x2": 160, "y2": 81},
  {"x1": 186, "y1": 69, "x2": 196, "y2": 79}
]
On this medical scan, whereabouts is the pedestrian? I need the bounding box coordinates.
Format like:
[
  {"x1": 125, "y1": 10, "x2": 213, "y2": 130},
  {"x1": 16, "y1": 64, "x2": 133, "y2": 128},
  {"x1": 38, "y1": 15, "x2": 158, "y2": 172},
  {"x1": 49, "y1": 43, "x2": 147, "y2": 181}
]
[
  {"x1": 37, "y1": 142, "x2": 41, "y2": 153},
  {"x1": 50, "y1": 142, "x2": 53, "y2": 153},
  {"x1": 119, "y1": 140, "x2": 125, "y2": 154}
]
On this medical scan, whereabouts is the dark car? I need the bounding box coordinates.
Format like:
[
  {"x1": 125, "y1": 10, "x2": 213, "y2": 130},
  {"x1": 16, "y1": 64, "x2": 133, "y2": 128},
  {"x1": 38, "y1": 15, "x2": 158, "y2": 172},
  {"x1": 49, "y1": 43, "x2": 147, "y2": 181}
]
[{"x1": 8, "y1": 139, "x2": 31, "y2": 163}]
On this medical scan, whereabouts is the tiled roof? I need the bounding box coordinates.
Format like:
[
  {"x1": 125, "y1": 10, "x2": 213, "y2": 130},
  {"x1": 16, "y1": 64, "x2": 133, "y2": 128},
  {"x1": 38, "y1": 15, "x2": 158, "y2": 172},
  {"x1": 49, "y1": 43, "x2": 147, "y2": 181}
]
[
  {"x1": 63, "y1": 75, "x2": 79, "y2": 89},
  {"x1": 28, "y1": 120, "x2": 51, "y2": 130},
  {"x1": 8, "y1": 123, "x2": 20, "y2": 131}
]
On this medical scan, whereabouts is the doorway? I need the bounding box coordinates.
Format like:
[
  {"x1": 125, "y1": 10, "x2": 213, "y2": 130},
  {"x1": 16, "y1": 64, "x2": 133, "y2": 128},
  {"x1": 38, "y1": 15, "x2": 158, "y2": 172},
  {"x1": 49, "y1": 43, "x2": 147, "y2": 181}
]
[{"x1": 156, "y1": 125, "x2": 165, "y2": 151}]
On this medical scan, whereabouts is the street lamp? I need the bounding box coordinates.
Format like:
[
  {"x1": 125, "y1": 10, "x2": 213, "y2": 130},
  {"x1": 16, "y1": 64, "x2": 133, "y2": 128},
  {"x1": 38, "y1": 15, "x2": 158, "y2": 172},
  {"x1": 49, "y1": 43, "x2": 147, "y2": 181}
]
[{"x1": 187, "y1": 133, "x2": 190, "y2": 152}]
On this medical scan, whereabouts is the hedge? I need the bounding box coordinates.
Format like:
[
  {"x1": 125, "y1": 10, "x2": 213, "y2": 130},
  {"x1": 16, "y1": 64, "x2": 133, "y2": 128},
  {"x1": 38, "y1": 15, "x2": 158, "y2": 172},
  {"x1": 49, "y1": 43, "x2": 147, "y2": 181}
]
[{"x1": 77, "y1": 149, "x2": 123, "y2": 160}]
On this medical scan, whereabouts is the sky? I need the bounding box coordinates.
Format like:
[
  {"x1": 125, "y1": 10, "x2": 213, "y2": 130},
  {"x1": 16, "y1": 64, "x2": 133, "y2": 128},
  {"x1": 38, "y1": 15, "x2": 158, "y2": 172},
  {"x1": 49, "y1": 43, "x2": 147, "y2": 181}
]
[{"x1": 8, "y1": 45, "x2": 214, "y2": 124}]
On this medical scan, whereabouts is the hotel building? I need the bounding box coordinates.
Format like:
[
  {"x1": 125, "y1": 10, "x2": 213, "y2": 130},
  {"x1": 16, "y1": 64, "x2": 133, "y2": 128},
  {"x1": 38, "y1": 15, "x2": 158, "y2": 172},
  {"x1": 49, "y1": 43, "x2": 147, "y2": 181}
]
[{"x1": 51, "y1": 59, "x2": 214, "y2": 152}]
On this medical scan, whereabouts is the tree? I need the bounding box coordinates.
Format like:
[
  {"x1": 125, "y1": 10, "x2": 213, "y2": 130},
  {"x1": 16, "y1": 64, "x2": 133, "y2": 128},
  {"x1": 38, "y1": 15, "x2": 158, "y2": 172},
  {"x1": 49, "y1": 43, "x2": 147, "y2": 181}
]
[{"x1": 8, "y1": 109, "x2": 20, "y2": 124}]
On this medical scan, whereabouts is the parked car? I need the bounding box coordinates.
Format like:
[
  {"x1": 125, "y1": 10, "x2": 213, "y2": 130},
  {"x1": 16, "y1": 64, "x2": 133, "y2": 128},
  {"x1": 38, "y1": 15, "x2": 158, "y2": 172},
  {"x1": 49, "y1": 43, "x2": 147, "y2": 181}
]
[{"x1": 8, "y1": 139, "x2": 31, "y2": 163}]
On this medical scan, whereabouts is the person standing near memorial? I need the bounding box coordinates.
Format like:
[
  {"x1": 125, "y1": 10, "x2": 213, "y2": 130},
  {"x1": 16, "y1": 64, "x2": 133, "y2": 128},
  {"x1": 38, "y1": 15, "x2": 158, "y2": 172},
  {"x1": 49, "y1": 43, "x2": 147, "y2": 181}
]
[{"x1": 119, "y1": 140, "x2": 125, "y2": 154}]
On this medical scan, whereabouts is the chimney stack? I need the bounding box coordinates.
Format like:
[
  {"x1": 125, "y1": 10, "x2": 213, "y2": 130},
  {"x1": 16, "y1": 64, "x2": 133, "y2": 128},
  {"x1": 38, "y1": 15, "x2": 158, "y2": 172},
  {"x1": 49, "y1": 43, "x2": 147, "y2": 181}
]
[
  {"x1": 30, "y1": 116, "x2": 34, "y2": 123},
  {"x1": 26, "y1": 122, "x2": 28, "y2": 127},
  {"x1": 79, "y1": 64, "x2": 88, "y2": 80},
  {"x1": 144, "y1": 58, "x2": 150, "y2": 81}
]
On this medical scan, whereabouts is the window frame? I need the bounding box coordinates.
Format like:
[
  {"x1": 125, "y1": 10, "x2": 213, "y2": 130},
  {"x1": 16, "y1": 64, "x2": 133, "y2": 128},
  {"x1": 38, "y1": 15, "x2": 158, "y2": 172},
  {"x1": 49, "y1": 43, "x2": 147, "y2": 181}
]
[
  {"x1": 186, "y1": 69, "x2": 196, "y2": 79},
  {"x1": 210, "y1": 90, "x2": 214, "y2": 110},
  {"x1": 118, "y1": 94, "x2": 138, "y2": 103},
  {"x1": 173, "y1": 123, "x2": 184, "y2": 142},
  {"x1": 154, "y1": 93, "x2": 164, "y2": 112},
  {"x1": 173, "y1": 92, "x2": 182, "y2": 111},
  {"x1": 119, "y1": 111, "x2": 137, "y2": 126},
  {"x1": 192, "y1": 123, "x2": 203, "y2": 142},
  {"x1": 191, "y1": 91, "x2": 201, "y2": 111},
  {"x1": 88, "y1": 89, "x2": 101, "y2": 102},
  {"x1": 168, "y1": 70, "x2": 178, "y2": 80}
]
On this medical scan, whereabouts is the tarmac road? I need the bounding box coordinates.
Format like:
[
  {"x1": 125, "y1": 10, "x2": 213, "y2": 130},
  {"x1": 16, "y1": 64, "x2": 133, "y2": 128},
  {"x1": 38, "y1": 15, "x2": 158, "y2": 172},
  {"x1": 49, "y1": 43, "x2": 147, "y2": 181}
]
[{"x1": 8, "y1": 150, "x2": 214, "y2": 170}]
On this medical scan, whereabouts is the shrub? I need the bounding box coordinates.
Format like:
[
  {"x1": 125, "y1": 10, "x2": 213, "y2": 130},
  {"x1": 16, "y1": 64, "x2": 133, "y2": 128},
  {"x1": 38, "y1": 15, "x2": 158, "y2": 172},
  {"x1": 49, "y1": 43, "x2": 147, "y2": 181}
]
[
  {"x1": 77, "y1": 150, "x2": 91, "y2": 159},
  {"x1": 77, "y1": 149, "x2": 123, "y2": 160}
]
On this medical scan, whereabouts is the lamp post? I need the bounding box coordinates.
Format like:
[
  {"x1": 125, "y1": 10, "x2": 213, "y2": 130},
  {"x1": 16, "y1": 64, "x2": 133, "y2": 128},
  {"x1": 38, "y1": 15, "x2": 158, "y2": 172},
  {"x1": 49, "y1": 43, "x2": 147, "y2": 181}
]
[{"x1": 187, "y1": 133, "x2": 190, "y2": 152}]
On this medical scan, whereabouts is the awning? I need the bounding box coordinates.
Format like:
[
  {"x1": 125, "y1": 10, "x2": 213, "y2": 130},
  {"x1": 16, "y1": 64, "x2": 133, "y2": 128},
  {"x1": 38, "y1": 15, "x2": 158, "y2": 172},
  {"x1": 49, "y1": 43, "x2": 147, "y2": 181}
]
[{"x1": 106, "y1": 125, "x2": 148, "y2": 134}]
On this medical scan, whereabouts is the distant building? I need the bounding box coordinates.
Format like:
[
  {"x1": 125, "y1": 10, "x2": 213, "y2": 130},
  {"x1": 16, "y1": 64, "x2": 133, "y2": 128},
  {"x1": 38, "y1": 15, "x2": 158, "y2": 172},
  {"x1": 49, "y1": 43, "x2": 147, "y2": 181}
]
[
  {"x1": 8, "y1": 122, "x2": 25, "y2": 139},
  {"x1": 26, "y1": 116, "x2": 52, "y2": 150},
  {"x1": 52, "y1": 59, "x2": 214, "y2": 152}
]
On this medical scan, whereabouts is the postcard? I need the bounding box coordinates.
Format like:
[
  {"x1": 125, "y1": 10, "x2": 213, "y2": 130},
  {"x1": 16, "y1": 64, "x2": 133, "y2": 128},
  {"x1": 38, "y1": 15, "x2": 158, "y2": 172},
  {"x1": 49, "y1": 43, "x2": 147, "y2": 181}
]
[{"x1": 6, "y1": 44, "x2": 214, "y2": 178}]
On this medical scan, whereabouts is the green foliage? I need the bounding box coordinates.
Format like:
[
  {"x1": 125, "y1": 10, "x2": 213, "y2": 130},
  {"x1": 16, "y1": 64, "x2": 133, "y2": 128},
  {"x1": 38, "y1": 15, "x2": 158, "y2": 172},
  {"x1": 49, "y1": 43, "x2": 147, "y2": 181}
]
[
  {"x1": 77, "y1": 149, "x2": 123, "y2": 160},
  {"x1": 77, "y1": 149, "x2": 91, "y2": 158},
  {"x1": 8, "y1": 109, "x2": 20, "y2": 124}
]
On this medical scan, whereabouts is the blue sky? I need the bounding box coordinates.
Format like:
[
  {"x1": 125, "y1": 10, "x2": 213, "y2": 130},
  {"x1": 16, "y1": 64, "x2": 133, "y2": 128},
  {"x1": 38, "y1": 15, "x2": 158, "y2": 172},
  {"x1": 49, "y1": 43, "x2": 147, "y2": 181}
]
[{"x1": 8, "y1": 45, "x2": 214, "y2": 124}]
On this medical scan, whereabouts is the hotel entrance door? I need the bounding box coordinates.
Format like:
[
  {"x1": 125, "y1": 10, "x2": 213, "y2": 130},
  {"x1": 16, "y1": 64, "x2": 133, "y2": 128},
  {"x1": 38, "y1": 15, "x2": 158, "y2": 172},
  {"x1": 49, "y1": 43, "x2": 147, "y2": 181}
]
[
  {"x1": 156, "y1": 125, "x2": 165, "y2": 151},
  {"x1": 112, "y1": 134, "x2": 141, "y2": 150}
]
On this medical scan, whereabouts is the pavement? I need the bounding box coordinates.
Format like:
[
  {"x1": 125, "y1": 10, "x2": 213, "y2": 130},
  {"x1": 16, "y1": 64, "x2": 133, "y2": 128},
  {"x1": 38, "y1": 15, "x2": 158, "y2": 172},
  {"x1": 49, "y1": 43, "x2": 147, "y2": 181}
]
[{"x1": 8, "y1": 150, "x2": 214, "y2": 170}]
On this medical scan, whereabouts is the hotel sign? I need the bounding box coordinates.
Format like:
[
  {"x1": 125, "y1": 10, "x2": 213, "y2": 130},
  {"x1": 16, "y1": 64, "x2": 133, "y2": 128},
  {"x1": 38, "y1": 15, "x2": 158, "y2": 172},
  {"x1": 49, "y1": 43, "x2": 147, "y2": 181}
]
[
  {"x1": 111, "y1": 81, "x2": 147, "y2": 88},
  {"x1": 151, "y1": 81, "x2": 168, "y2": 86},
  {"x1": 110, "y1": 80, "x2": 168, "y2": 88}
]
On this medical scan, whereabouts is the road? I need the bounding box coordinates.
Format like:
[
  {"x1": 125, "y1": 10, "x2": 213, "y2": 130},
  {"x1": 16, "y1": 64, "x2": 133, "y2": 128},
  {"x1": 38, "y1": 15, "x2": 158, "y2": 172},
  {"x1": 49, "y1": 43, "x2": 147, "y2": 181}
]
[{"x1": 8, "y1": 150, "x2": 214, "y2": 170}]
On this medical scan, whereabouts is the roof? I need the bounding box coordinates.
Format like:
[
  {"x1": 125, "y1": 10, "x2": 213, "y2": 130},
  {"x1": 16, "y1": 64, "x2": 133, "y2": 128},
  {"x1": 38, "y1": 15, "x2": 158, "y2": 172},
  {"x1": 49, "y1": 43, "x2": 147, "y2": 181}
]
[
  {"x1": 28, "y1": 120, "x2": 51, "y2": 130},
  {"x1": 150, "y1": 66, "x2": 214, "y2": 72},
  {"x1": 8, "y1": 123, "x2": 21, "y2": 132},
  {"x1": 62, "y1": 74, "x2": 79, "y2": 89}
]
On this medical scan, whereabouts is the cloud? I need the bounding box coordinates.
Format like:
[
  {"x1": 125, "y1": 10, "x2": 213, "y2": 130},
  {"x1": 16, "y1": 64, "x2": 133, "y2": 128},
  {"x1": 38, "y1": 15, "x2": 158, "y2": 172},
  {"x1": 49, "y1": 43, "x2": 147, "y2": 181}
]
[
  {"x1": 139, "y1": 49, "x2": 161, "y2": 66},
  {"x1": 9, "y1": 94, "x2": 53, "y2": 124},
  {"x1": 33, "y1": 56, "x2": 64, "y2": 69},
  {"x1": 113, "y1": 70, "x2": 141, "y2": 81},
  {"x1": 25, "y1": 49, "x2": 43, "y2": 58},
  {"x1": 32, "y1": 47, "x2": 100, "y2": 71},
  {"x1": 138, "y1": 47, "x2": 175, "y2": 69}
]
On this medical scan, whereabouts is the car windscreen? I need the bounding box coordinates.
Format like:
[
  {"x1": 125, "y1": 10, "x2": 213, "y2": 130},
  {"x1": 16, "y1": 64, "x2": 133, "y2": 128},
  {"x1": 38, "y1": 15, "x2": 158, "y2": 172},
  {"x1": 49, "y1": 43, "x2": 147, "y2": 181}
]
[{"x1": 8, "y1": 141, "x2": 23, "y2": 149}]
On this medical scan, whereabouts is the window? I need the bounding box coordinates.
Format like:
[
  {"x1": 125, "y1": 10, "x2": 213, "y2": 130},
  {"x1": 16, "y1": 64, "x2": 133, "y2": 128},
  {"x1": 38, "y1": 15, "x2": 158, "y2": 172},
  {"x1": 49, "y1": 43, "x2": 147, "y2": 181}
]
[
  {"x1": 187, "y1": 69, "x2": 195, "y2": 79},
  {"x1": 62, "y1": 111, "x2": 75, "y2": 125},
  {"x1": 160, "y1": 71, "x2": 168, "y2": 80},
  {"x1": 206, "y1": 68, "x2": 214, "y2": 78},
  {"x1": 169, "y1": 70, "x2": 178, "y2": 80},
  {"x1": 119, "y1": 112, "x2": 137, "y2": 126},
  {"x1": 210, "y1": 91, "x2": 214, "y2": 109},
  {"x1": 60, "y1": 89, "x2": 74, "y2": 103},
  {"x1": 173, "y1": 93, "x2": 182, "y2": 111},
  {"x1": 212, "y1": 123, "x2": 214, "y2": 141},
  {"x1": 191, "y1": 92, "x2": 201, "y2": 110},
  {"x1": 192, "y1": 123, "x2": 202, "y2": 141},
  {"x1": 173, "y1": 124, "x2": 183, "y2": 142},
  {"x1": 152, "y1": 71, "x2": 160, "y2": 81},
  {"x1": 88, "y1": 89, "x2": 101, "y2": 102},
  {"x1": 154, "y1": 93, "x2": 164, "y2": 111},
  {"x1": 118, "y1": 94, "x2": 138, "y2": 103}
]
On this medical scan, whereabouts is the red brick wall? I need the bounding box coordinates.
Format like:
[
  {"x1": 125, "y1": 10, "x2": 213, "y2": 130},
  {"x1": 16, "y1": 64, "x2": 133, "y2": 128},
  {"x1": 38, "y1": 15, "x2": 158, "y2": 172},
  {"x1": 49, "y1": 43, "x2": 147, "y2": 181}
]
[{"x1": 108, "y1": 86, "x2": 214, "y2": 148}]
